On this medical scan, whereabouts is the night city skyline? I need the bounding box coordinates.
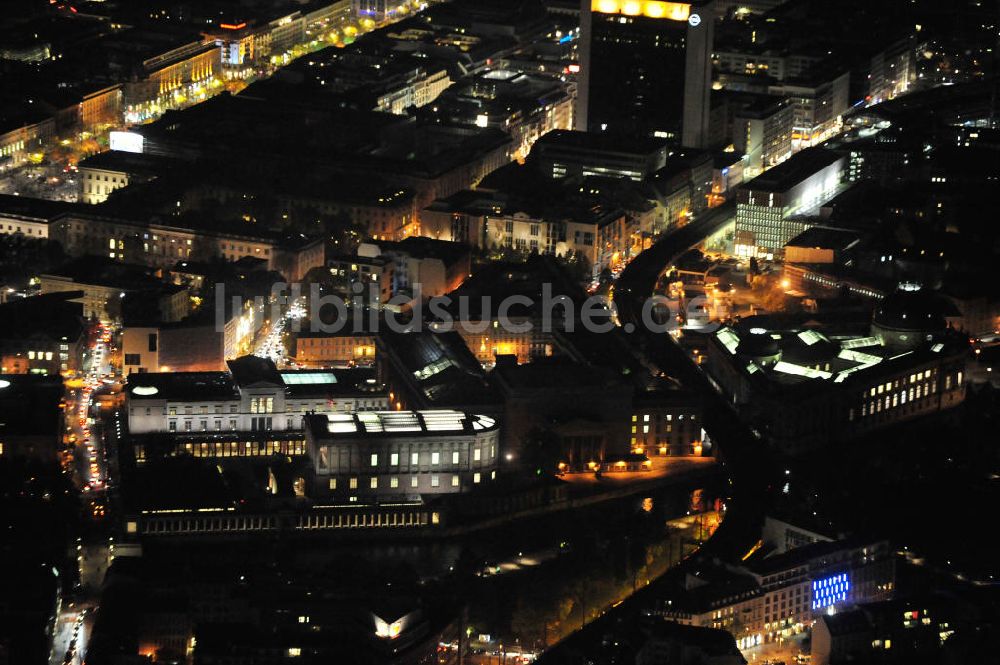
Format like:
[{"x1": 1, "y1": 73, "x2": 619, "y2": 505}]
[{"x1": 1, "y1": 0, "x2": 999, "y2": 664}]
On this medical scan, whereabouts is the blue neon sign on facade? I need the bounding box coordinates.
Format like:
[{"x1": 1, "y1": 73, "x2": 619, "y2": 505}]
[{"x1": 811, "y1": 572, "x2": 850, "y2": 611}]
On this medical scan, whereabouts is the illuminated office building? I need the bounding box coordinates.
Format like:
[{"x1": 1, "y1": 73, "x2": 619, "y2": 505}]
[
  {"x1": 734, "y1": 147, "x2": 844, "y2": 260},
  {"x1": 577, "y1": 0, "x2": 714, "y2": 148}
]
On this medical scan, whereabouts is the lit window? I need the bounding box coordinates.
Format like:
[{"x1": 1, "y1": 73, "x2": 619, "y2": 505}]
[
  {"x1": 370, "y1": 453, "x2": 378, "y2": 466},
  {"x1": 329, "y1": 478, "x2": 337, "y2": 490},
  {"x1": 474, "y1": 472, "x2": 481, "y2": 483},
  {"x1": 410, "y1": 476, "x2": 419, "y2": 488},
  {"x1": 451, "y1": 451, "x2": 459, "y2": 464},
  {"x1": 390, "y1": 476, "x2": 399, "y2": 488},
  {"x1": 349, "y1": 477, "x2": 358, "y2": 489},
  {"x1": 431, "y1": 475, "x2": 440, "y2": 488},
  {"x1": 370, "y1": 477, "x2": 378, "y2": 489},
  {"x1": 474, "y1": 448, "x2": 481, "y2": 461},
  {"x1": 411, "y1": 452, "x2": 419, "y2": 465},
  {"x1": 390, "y1": 453, "x2": 399, "y2": 465},
  {"x1": 451, "y1": 475, "x2": 460, "y2": 487},
  {"x1": 431, "y1": 452, "x2": 440, "y2": 465}
]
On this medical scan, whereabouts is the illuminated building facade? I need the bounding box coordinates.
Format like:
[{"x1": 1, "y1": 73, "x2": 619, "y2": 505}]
[
  {"x1": 0, "y1": 112, "x2": 54, "y2": 170},
  {"x1": 125, "y1": 41, "x2": 221, "y2": 123},
  {"x1": 577, "y1": 0, "x2": 714, "y2": 148},
  {"x1": 422, "y1": 188, "x2": 630, "y2": 277},
  {"x1": 205, "y1": 22, "x2": 262, "y2": 78},
  {"x1": 734, "y1": 148, "x2": 844, "y2": 260},
  {"x1": 77, "y1": 151, "x2": 164, "y2": 205},
  {"x1": 78, "y1": 85, "x2": 123, "y2": 136},
  {"x1": 305, "y1": 410, "x2": 500, "y2": 499},
  {"x1": 458, "y1": 324, "x2": 554, "y2": 366},
  {"x1": 265, "y1": 11, "x2": 305, "y2": 60},
  {"x1": 126, "y1": 356, "x2": 388, "y2": 436},
  {"x1": 714, "y1": 49, "x2": 822, "y2": 83},
  {"x1": 733, "y1": 96, "x2": 793, "y2": 177},
  {"x1": 629, "y1": 396, "x2": 704, "y2": 456},
  {"x1": 867, "y1": 35, "x2": 917, "y2": 105},
  {"x1": 374, "y1": 68, "x2": 452, "y2": 115},
  {"x1": 653, "y1": 538, "x2": 895, "y2": 648},
  {"x1": 767, "y1": 70, "x2": 849, "y2": 151},
  {"x1": 294, "y1": 331, "x2": 377, "y2": 366}
]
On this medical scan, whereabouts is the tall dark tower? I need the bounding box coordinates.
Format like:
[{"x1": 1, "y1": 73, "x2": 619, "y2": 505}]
[{"x1": 576, "y1": 0, "x2": 714, "y2": 148}]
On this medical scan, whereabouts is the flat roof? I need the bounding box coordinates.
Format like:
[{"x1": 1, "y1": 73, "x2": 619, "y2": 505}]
[
  {"x1": 533, "y1": 129, "x2": 669, "y2": 157},
  {"x1": 0, "y1": 193, "x2": 86, "y2": 222},
  {"x1": 0, "y1": 373, "x2": 64, "y2": 437},
  {"x1": 309, "y1": 410, "x2": 497, "y2": 438},
  {"x1": 785, "y1": 226, "x2": 860, "y2": 252},
  {"x1": 77, "y1": 150, "x2": 172, "y2": 176},
  {"x1": 127, "y1": 372, "x2": 239, "y2": 402},
  {"x1": 743, "y1": 147, "x2": 843, "y2": 193},
  {"x1": 126, "y1": 362, "x2": 382, "y2": 400}
]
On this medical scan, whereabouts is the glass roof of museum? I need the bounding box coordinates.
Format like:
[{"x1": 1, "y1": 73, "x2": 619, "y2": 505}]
[
  {"x1": 323, "y1": 410, "x2": 496, "y2": 435},
  {"x1": 281, "y1": 372, "x2": 338, "y2": 385}
]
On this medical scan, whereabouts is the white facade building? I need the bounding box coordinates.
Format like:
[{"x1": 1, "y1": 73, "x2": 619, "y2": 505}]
[
  {"x1": 305, "y1": 410, "x2": 500, "y2": 499},
  {"x1": 126, "y1": 356, "x2": 388, "y2": 435}
]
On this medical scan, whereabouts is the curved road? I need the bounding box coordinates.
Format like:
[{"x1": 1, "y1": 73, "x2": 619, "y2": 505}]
[
  {"x1": 535, "y1": 203, "x2": 779, "y2": 663},
  {"x1": 613, "y1": 200, "x2": 776, "y2": 563}
]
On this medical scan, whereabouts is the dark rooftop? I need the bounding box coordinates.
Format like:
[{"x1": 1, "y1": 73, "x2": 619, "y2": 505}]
[
  {"x1": 491, "y1": 356, "x2": 621, "y2": 392},
  {"x1": 745, "y1": 537, "x2": 886, "y2": 576},
  {"x1": 0, "y1": 192, "x2": 86, "y2": 221},
  {"x1": 0, "y1": 292, "x2": 84, "y2": 344},
  {"x1": 0, "y1": 373, "x2": 64, "y2": 438},
  {"x1": 77, "y1": 150, "x2": 175, "y2": 176},
  {"x1": 226, "y1": 355, "x2": 284, "y2": 388},
  {"x1": 818, "y1": 608, "x2": 873, "y2": 636},
  {"x1": 743, "y1": 147, "x2": 843, "y2": 193},
  {"x1": 532, "y1": 129, "x2": 669, "y2": 156},
  {"x1": 377, "y1": 329, "x2": 499, "y2": 407},
  {"x1": 126, "y1": 372, "x2": 238, "y2": 402},
  {"x1": 369, "y1": 236, "x2": 471, "y2": 266},
  {"x1": 785, "y1": 226, "x2": 860, "y2": 252}
]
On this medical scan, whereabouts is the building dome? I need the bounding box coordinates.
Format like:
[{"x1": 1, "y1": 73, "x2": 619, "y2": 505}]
[
  {"x1": 871, "y1": 287, "x2": 954, "y2": 350},
  {"x1": 735, "y1": 327, "x2": 782, "y2": 364}
]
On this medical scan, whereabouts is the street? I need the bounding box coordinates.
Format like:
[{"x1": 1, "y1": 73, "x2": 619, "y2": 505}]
[
  {"x1": 254, "y1": 298, "x2": 306, "y2": 366},
  {"x1": 50, "y1": 321, "x2": 117, "y2": 665}
]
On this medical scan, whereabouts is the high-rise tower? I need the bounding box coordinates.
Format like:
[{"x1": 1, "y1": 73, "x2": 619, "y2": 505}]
[{"x1": 576, "y1": 0, "x2": 714, "y2": 148}]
